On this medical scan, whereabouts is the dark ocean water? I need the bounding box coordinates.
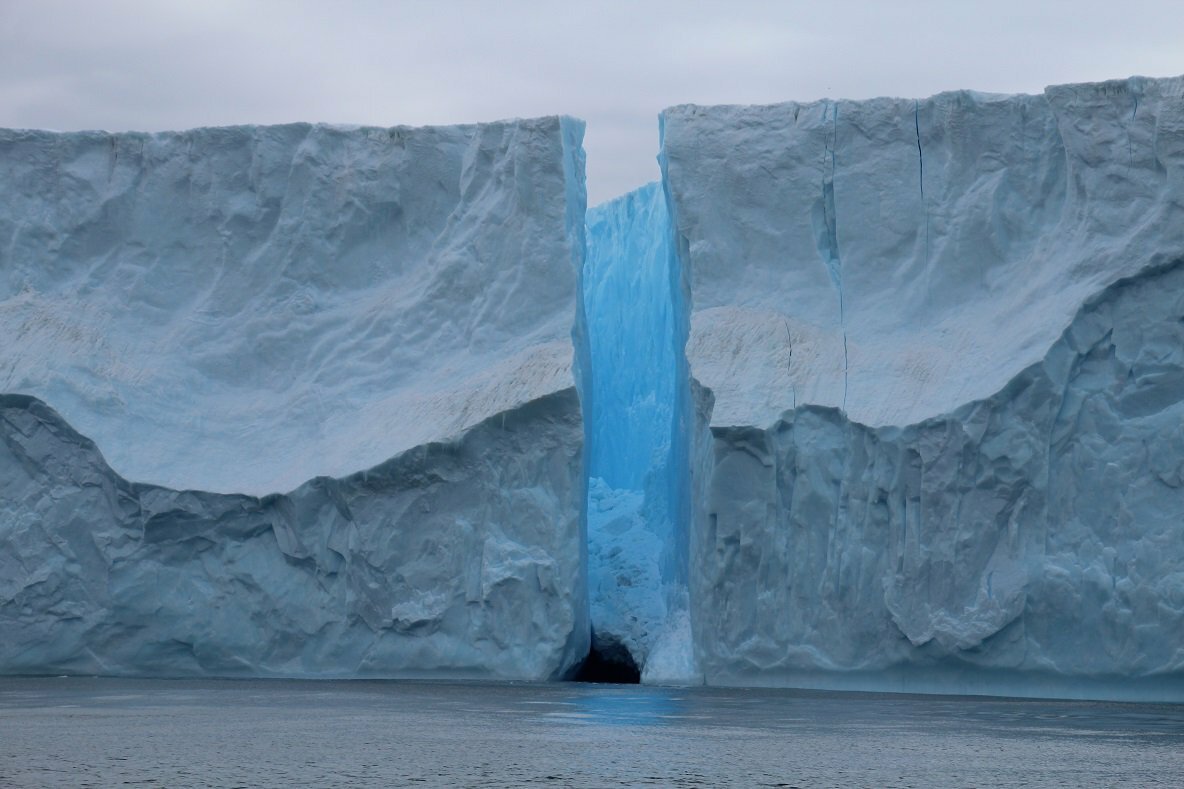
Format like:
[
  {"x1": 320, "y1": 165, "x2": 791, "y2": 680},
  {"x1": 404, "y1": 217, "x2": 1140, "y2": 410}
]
[{"x1": 1, "y1": 676, "x2": 1182, "y2": 787}]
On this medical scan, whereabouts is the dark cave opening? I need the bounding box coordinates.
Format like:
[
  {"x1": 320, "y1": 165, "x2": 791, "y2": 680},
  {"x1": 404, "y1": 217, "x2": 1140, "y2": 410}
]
[{"x1": 571, "y1": 632, "x2": 641, "y2": 684}]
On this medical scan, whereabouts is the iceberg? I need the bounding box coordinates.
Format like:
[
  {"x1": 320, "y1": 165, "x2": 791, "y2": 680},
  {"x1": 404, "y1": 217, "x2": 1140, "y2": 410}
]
[{"x1": 3, "y1": 75, "x2": 1184, "y2": 698}]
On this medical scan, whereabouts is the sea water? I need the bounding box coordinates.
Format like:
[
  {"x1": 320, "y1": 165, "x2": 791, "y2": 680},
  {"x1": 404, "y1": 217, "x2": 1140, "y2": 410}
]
[{"x1": 2, "y1": 677, "x2": 1182, "y2": 787}]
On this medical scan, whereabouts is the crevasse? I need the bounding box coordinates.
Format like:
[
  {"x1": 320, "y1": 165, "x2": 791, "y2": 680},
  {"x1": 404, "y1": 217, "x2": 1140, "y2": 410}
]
[{"x1": 581, "y1": 182, "x2": 696, "y2": 682}]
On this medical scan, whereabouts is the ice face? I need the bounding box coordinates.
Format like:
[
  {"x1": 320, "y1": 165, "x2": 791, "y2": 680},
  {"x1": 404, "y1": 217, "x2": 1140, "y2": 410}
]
[
  {"x1": 661, "y1": 75, "x2": 1184, "y2": 696},
  {"x1": 0, "y1": 118, "x2": 591, "y2": 680},
  {"x1": 584, "y1": 185, "x2": 678, "y2": 504}
]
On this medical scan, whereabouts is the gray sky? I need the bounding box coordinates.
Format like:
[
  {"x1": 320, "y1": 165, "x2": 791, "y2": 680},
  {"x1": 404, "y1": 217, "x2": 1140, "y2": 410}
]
[{"x1": 1, "y1": 0, "x2": 1180, "y2": 204}]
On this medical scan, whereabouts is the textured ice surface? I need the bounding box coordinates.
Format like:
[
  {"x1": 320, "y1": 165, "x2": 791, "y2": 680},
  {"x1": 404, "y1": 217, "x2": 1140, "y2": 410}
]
[
  {"x1": 582, "y1": 184, "x2": 696, "y2": 681},
  {"x1": 663, "y1": 76, "x2": 1184, "y2": 430},
  {"x1": 694, "y1": 263, "x2": 1184, "y2": 690},
  {"x1": 0, "y1": 118, "x2": 586, "y2": 495},
  {"x1": 5, "y1": 75, "x2": 1184, "y2": 696},
  {"x1": 0, "y1": 392, "x2": 586, "y2": 678},
  {"x1": 585, "y1": 480, "x2": 665, "y2": 664},
  {"x1": 0, "y1": 117, "x2": 590, "y2": 680},
  {"x1": 660, "y1": 76, "x2": 1184, "y2": 694}
]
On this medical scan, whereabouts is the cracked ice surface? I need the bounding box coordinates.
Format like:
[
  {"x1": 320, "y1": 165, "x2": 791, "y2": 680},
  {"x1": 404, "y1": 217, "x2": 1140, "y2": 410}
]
[{"x1": 582, "y1": 183, "x2": 697, "y2": 681}]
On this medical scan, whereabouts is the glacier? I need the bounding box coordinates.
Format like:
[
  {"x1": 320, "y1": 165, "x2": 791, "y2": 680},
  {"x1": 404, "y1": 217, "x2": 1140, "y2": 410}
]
[{"x1": 3, "y1": 75, "x2": 1184, "y2": 698}]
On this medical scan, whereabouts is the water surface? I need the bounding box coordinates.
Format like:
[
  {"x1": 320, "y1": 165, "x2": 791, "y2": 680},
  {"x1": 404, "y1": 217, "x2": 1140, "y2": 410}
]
[{"x1": 2, "y1": 677, "x2": 1182, "y2": 787}]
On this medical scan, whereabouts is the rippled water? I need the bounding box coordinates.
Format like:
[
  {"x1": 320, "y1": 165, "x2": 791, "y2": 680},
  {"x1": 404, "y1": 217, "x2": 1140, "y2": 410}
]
[{"x1": 2, "y1": 677, "x2": 1183, "y2": 787}]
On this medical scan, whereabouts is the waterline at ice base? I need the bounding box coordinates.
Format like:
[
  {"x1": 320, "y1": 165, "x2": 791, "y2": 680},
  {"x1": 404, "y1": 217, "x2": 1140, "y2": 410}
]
[{"x1": 2, "y1": 75, "x2": 1183, "y2": 701}]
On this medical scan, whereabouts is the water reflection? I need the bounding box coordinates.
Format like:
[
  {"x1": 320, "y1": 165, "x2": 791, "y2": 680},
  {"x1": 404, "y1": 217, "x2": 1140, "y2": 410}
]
[{"x1": 540, "y1": 686, "x2": 689, "y2": 727}]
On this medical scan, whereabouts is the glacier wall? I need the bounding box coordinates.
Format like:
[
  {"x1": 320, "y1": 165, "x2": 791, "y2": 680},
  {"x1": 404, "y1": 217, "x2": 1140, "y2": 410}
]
[
  {"x1": 0, "y1": 117, "x2": 591, "y2": 680},
  {"x1": 660, "y1": 76, "x2": 1184, "y2": 695}
]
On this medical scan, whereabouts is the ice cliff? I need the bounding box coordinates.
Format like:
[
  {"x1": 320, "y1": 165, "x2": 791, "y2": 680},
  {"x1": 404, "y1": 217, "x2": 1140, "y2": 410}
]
[
  {"x1": 3, "y1": 75, "x2": 1184, "y2": 697},
  {"x1": 661, "y1": 75, "x2": 1184, "y2": 696},
  {"x1": 1, "y1": 118, "x2": 590, "y2": 679}
]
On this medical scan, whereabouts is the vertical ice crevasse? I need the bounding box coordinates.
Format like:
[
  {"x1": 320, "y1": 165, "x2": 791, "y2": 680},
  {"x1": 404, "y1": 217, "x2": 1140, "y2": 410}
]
[
  {"x1": 915, "y1": 101, "x2": 929, "y2": 265},
  {"x1": 814, "y1": 101, "x2": 847, "y2": 411},
  {"x1": 581, "y1": 172, "x2": 697, "y2": 682}
]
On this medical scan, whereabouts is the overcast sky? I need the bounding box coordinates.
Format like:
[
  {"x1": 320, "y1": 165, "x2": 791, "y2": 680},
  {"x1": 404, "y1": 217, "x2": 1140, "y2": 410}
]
[{"x1": 1, "y1": 0, "x2": 1180, "y2": 203}]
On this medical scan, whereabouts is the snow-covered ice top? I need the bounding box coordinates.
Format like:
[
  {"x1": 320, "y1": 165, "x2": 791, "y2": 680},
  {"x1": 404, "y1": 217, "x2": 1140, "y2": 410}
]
[
  {"x1": 662, "y1": 76, "x2": 1184, "y2": 429},
  {"x1": 0, "y1": 118, "x2": 587, "y2": 494}
]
